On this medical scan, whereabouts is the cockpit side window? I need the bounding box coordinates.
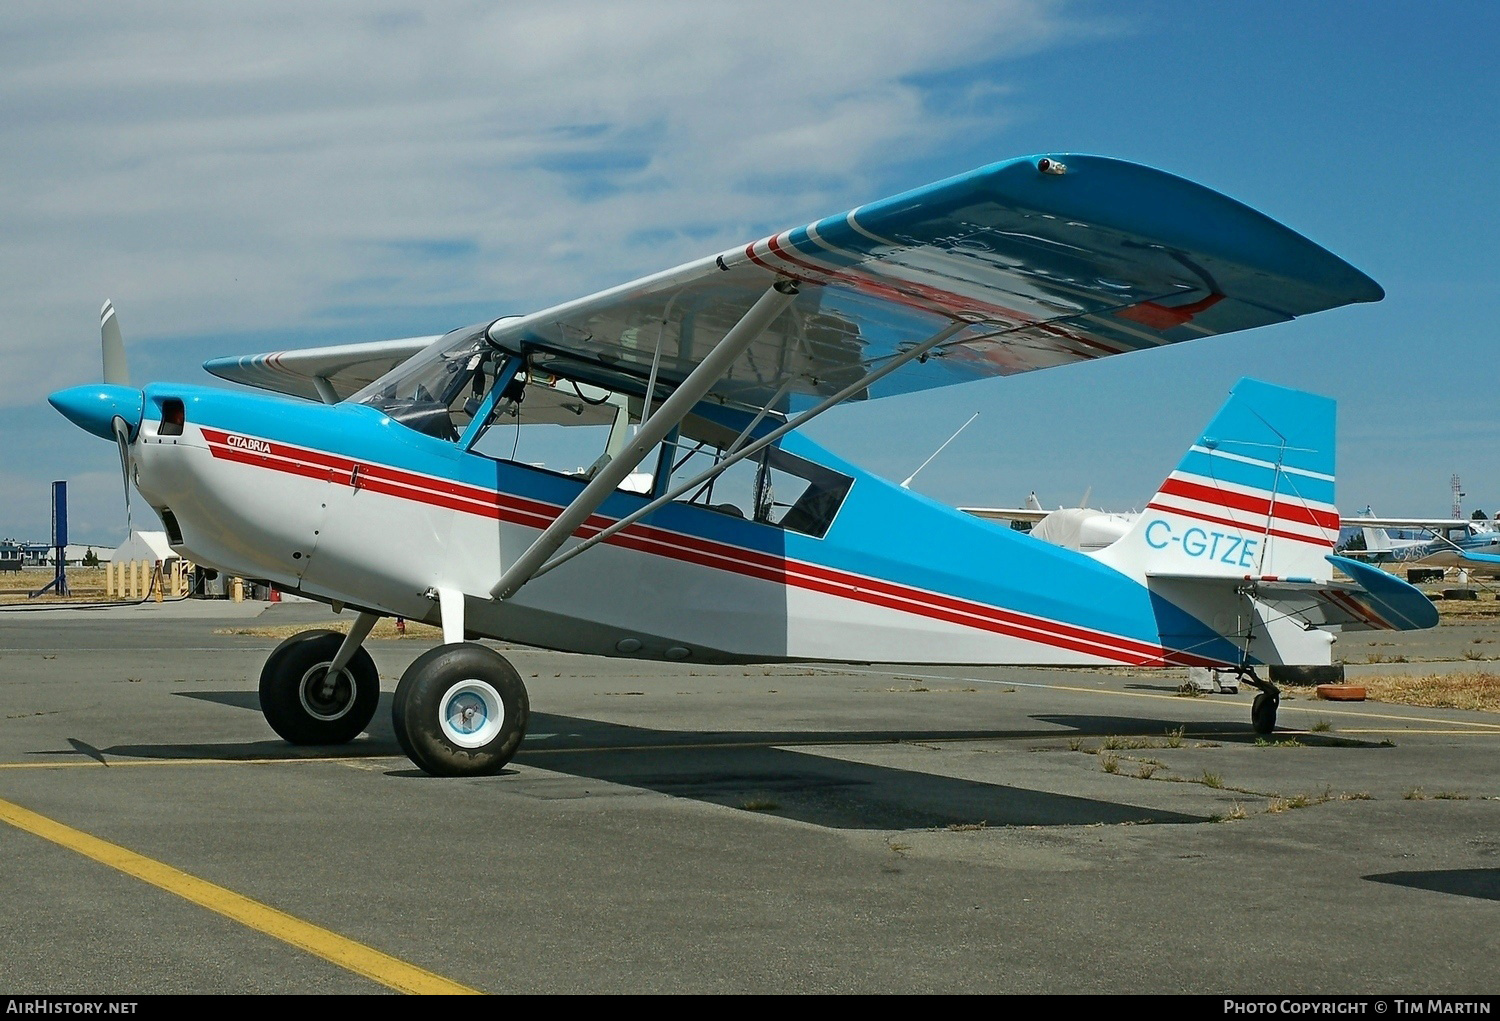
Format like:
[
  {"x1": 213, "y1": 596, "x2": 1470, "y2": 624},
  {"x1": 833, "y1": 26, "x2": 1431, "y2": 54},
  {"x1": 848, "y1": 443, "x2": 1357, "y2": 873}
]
[
  {"x1": 354, "y1": 336, "x2": 853, "y2": 534},
  {"x1": 667, "y1": 431, "x2": 852, "y2": 538}
]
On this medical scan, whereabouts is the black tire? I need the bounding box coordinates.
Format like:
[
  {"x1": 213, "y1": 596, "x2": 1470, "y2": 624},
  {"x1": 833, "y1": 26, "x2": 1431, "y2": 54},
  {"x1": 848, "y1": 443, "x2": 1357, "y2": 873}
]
[
  {"x1": 259, "y1": 629, "x2": 380, "y2": 745},
  {"x1": 1268, "y1": 664, "x2": 1345, "y2": 685},
  {"x1": 1251, "y1": 691, "x2": 1279, "y2": 735},
  {"x1": 392, "y1": 643, "x2": 529, "y2": 777}
]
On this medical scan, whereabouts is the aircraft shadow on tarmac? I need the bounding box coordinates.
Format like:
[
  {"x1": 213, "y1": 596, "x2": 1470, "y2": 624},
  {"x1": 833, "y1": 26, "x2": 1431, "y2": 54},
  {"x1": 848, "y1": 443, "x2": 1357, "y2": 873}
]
[
  {"x1": 60, "y1": 690, "x2": 1245, "y2": 830},
  {"x1": 1365, "y1": 869, "x2": 1500, "y2": 902},
  {"x1": 1031, "y1": 713, "x2": 1397, "y2": 748}
]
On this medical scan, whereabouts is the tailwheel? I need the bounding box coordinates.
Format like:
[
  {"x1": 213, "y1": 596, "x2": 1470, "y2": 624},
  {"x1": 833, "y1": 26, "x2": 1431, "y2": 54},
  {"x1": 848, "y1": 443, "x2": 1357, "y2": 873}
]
[
  {"x1": 1236, "y1": 664, "x2": 1282, "y2": 735},
  {"x1": 1251, "y1": 691, "x2": 1280, "y2": 735},
  {"x1": 259, "y1": 629, "x2": 380, "y2": 744},
  {"x1": 393, "y1": 643, "x2": 529, "y2": 777}
]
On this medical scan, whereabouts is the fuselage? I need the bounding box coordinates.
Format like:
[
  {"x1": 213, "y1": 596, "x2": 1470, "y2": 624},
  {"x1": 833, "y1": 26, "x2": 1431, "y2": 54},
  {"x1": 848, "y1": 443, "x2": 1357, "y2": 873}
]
[{"x1": 119, "y1": 382, "x2": 1249, "y2": 668}]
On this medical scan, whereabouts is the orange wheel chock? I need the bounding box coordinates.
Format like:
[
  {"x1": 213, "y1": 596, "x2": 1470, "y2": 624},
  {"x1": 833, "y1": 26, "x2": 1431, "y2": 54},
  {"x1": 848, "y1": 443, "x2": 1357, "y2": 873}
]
[{"x1": 1316, "y1": 684, "x2": 1366, "y2": 701}]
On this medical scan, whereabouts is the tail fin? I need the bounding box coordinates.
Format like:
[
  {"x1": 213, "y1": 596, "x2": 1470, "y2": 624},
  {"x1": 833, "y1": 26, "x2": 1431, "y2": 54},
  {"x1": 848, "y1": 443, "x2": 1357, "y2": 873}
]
[{"x1": 1096, "y1": 378, "x2": 1341, "y2": 582}]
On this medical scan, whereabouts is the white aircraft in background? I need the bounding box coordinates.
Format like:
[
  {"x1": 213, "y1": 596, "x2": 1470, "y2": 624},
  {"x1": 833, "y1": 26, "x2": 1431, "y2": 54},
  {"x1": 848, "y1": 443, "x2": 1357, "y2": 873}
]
[{"x1": 962, "y1": 492, "x2": 1140, "y2": 553}]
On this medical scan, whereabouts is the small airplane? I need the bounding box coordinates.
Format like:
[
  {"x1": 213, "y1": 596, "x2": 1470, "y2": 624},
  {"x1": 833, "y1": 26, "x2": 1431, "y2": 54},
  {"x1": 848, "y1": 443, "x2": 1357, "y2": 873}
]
[
  {"x1": 49, "y1": 153, "x2": 1438, "y2": 776},
  {"x1": 1339, "y1": 514, "x2": 1500, "y2": 576},
  {"x1": 963, "y1": 492, "x2": 1141, "y2": 553}
]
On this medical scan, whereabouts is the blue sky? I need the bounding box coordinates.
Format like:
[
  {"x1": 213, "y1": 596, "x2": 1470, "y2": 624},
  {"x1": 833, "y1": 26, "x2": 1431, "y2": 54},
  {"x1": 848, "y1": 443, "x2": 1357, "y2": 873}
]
[{"x1": 3, "y1": 0, "x2": 1497, "y2": 545}]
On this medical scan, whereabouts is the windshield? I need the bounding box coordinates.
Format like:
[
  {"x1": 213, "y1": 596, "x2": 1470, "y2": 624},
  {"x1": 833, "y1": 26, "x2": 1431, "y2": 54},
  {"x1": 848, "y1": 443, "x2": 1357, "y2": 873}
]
[{"x1": 351, "y1": 323, "x2": 507, "y2": 441}]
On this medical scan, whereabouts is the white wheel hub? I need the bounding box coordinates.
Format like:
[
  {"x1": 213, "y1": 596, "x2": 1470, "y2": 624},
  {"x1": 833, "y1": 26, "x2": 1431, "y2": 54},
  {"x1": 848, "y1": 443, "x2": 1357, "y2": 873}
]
[{"x1": 439, "y1": 678, "x2": 506, "y2": 748}]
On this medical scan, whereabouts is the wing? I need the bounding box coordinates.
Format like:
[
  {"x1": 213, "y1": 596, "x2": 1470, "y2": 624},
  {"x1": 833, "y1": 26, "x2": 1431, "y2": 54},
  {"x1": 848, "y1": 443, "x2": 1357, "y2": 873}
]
[
  {"x1": 493, "y1": 153, "x2": 1382, "y2": 409},
  {"x1": 203, "y1": 336, "x2": 441, "y2": 403},
  {"x1": 205, "y1": 154, "x2": 1381, "y2": 409},
  {"x1": 961, "y1": 506, "x2": 1050, "y2": 524},
  {"x1": 1341, "y1": 517, "x2": 1478, "y2": 531}
]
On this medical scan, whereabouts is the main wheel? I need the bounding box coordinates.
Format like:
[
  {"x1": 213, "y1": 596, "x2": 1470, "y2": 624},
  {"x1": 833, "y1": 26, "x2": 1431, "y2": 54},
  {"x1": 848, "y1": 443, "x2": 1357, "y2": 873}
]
[
  {"x1": 392, "y1": 643, "x2": 529, "y2": 777},
  {"x1": 259, "y1": 629, "x2": 380, "y2": 745},
  {"x1": 1251, "y1": 691, "x2": 1280, "y2": 735}
]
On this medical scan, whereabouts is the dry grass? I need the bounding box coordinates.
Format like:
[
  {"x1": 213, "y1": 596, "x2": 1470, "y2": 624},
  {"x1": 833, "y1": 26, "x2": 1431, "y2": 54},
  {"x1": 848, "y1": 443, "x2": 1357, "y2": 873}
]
[
  {"x1": 1431, "y1": 596, "x2": 1500, "y2": 621},
  {"x1": 0, "y1": 567, "x2": 112, "y2": 603},
  {"x1": 1285, "y1": 672, "x2": 1500, "y2": 713}
]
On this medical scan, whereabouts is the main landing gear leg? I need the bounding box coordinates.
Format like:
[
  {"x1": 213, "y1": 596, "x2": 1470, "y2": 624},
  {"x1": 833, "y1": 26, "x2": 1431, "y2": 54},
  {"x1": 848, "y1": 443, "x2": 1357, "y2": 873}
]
[
  {"x1": 392, "y1": 588, "x2": 530, "y2": 777},
  {"x1": 259, "y1": 613, "x2": 381, "y2": 744},
  {"x1": 1235, "y1": 665, "x2": 1281, "y2": 735}
]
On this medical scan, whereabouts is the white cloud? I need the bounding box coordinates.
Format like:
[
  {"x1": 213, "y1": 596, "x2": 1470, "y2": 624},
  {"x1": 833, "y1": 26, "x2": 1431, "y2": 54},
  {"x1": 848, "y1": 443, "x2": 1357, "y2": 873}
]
[
  {"x1": 0, "y1": 1, "x2": 1087, "y2": 399},
  {"x1": 0, "y1": 1, "x2": 1106, "y2": 540}
]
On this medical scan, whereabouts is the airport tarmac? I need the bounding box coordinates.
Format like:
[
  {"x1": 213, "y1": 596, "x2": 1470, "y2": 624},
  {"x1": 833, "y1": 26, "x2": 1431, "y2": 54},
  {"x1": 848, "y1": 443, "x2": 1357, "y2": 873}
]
[{"x1": 0, "y1": 601, "x2": 1496, "y2": 994}]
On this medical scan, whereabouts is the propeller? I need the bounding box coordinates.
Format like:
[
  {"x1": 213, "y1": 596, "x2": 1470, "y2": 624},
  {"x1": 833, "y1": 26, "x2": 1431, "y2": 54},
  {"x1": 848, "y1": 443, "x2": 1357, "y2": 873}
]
[
  {"x1": 101, "y1": 300, "x2": 129, "y2": 385},
  {"x1": 113, "y1": 415, "x2": 134, "y2": 533},
  {"x1": 47, "y1": 300, "x2": 146, "y2": 546},
  {"x1": 101, "y1": 300, "x2": 134, "y2": 533}
]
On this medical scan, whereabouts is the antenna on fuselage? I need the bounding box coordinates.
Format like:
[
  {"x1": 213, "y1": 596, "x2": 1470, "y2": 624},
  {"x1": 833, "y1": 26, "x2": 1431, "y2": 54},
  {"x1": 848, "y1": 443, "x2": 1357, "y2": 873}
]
[{"x1": 900, "y1": 412, "x2": 978, "y2": 489}]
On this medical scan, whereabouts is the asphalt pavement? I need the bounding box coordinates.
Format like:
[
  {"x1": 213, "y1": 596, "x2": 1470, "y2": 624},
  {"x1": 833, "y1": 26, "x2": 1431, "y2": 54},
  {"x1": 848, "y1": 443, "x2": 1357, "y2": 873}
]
[{"x1": 0, "y1": 600, "x2": 1495, "y2": 994}]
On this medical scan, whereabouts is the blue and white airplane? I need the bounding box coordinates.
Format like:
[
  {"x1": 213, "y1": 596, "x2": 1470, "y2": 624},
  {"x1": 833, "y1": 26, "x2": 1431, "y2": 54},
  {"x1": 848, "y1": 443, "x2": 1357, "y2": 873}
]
[
  {"x1": 1341, "y1": 515, "x2": 1500, "y2": 575},
  {"x1": 49, "y1": 154, "x2": 1436, "y2": 776}
]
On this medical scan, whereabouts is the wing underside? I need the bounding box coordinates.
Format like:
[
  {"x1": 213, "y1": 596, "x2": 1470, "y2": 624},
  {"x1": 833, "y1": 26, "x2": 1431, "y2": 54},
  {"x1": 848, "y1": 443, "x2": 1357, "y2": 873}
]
[
  {"x1": 207, "y1": 153, "x2": 1381, "y2": 407},
  {"x1": 492, "y1": 153, "x2": 1381, "y2": 408}
]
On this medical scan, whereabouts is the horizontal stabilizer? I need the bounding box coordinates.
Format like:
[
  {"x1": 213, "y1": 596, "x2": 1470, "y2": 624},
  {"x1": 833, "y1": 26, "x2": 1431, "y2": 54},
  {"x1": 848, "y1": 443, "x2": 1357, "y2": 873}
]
[
  {"x1": 1318, "y1": 556, "x2": 1439, "y2": 630},
  {"x1": 1151, "y1": 555, "x2": 1436, "y2": 634}
]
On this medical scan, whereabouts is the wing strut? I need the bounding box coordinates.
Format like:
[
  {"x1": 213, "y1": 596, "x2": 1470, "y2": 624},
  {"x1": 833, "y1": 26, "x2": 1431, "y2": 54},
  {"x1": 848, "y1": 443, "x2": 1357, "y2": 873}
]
[
  {"x1": 526, "y1": 318, "x2": 974, "y2": 584},
  {"x1": 312, "y1": 375, "x2": 340, "y2": 405},
  {"x1": 490, "y1": 280, "x2": 801, "y2": 600}
]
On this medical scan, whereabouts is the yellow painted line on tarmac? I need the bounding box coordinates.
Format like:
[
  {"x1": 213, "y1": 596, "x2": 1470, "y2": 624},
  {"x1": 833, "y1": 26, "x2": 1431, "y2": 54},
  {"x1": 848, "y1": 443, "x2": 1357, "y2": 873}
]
[
  {"x1": 1336, "y1": 728, "x2": 1500, "y2": 736},
  {"x1": 0, "y1": 796, "x2": 480, "y2": 995}
]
